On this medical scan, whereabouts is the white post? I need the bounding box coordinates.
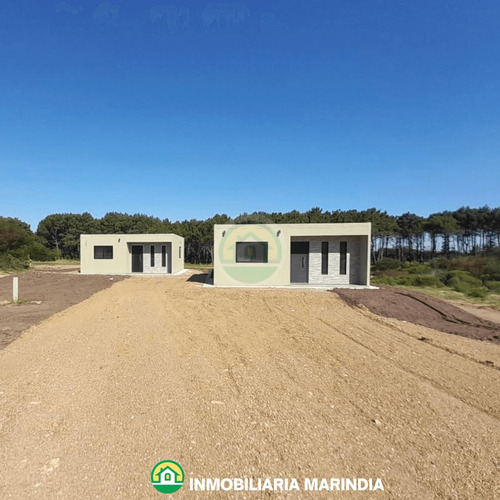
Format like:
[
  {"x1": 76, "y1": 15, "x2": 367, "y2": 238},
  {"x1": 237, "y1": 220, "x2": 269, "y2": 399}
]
[{"x1": 13, "y1": 277, "x2": 18, "y2": 302}]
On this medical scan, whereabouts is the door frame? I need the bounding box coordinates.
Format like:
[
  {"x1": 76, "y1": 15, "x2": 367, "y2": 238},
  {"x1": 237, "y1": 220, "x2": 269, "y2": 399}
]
[
  {"x1": 131, "y1": 245, "x2": 144, "y2": 273},
  {"x1": 290, "y1": 241, "x2": 309, "y2": 283}
]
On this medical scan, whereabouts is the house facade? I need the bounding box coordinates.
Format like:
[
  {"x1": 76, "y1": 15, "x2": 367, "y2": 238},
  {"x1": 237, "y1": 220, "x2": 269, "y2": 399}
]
[
  {"x1": 213, "y1": 223, "x2": 371, "y2": 287},
  {"x1": 80, "y1": 234, "x2": 184, "y2": 275}
]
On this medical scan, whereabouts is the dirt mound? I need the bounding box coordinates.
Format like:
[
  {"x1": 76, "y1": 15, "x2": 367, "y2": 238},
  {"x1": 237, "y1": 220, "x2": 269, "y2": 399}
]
[
  {"x1": 333, "y1": 286, "x2": 500, "y2": 344},
  {"x1": 1, "y1": 274, "x2": 499, "y2": 498},
  {"x1": 0, "y1": 271, "x2": 126, "y2": 349}
]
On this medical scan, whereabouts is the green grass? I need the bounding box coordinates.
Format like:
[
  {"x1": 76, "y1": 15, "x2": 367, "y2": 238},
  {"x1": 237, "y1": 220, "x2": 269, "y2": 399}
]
[
  {"x1": 374, "y1": 282, "x2": 500, "y2": 309},
  {"x1": 184, "y1": 263, "x2": 213, "y2": 270},
  {"x1": 32, "y1": 259, "x2": 80, "y2": 266},
  {"x1": 372, "y1": 255, "x2": 500, "y2": 304},
  {"x1": 1, "y1": 259, "x2": 80, "y2": 275},
  {"x1": 13, "y1": 298, "x2": 31, "y2": 304},
  {"x1": 0, "y1": 298, "x2": 31, "y2": 305}
]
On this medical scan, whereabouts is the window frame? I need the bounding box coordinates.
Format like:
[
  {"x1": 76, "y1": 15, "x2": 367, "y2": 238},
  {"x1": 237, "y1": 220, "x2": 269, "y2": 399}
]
[
  {"x1": 235, "y1": 241, "x2": 269, "y2": 263},
  {"x1": 339, "y1": 241, "x2": 347, "y2": 275},
  {"x1": 321, "y1": 241, "x2": 328, "y2": 275},
  {"x1": 150, "y1": 245, "x2": 155, "y2": 267},
  {"x1": 94, "y1": 245, "x2": 113, "y2": 259}
]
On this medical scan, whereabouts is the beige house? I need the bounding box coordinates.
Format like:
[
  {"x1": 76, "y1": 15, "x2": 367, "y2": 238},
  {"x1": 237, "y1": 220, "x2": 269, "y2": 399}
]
[
  {"x1": 214, "y1": 223, "x2": 371, "y2": 287},
  {"x1": 80, "y1": 234, "x2": 184, "y2": 275}
]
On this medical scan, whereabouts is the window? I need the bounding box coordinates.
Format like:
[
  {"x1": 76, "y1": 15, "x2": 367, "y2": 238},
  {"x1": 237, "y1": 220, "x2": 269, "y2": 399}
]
[
  {"x1": 94, "y1": 246, "x2": 113, "y2": 259},
  {"x1": 150, "y1": 246, "x2": 155, "y2": 267},
  {"x1": 179, "y1": 246, "x2": 181, "y2": 258},
  {"x1": 236, "y1": 242, "x2": 268, "y2": 263},
  {"x1": 162, "y1": 245, "x2": 166, "y2": 267},
  {"x1": 340, "y1": 241, "x2": 347, "y2": 275},
  {"x1": 321, "y1": 242, "x2": 328, "y2": 275}
]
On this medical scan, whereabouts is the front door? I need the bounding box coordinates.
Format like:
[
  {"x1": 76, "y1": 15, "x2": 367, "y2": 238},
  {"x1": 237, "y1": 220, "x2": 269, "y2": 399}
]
[
  {"x1": 291, "y1": 241, "x2": 309, "y2": 283},
  {"x1": 131, "y1": 245, "x2": 143, "y2": 273}
]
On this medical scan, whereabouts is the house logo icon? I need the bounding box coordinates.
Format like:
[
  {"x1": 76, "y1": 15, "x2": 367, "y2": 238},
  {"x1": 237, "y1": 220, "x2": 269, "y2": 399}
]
[
  {"x1": 218, "y1": 224, "x2": 282, "y2": 284},
  {"x1": 151, "y1": 460, "x2": 184, "y2": 494}
]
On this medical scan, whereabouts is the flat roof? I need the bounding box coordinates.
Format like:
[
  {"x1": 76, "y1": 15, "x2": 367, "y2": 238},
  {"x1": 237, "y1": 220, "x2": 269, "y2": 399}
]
[
  {"x1": 80, "y1": 234, "x2": 183, "y2": 241},
  {"x1": 214, "y1": 222, "x2": 371, "y2": 236}
]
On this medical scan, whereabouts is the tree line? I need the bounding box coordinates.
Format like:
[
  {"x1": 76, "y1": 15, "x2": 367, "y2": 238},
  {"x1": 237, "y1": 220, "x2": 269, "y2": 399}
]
[
  {"x1": 0, "y1": 206, "x2": 498, "y2": 269},
  {"x1": 31, "y1": 206, "x2": 500, "y2": 264}
]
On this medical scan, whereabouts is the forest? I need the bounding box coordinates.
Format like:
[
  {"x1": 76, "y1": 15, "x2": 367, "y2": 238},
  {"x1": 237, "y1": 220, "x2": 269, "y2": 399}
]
[{"x1": 0, "y1": 206, "x2": 499, "y2": 269}]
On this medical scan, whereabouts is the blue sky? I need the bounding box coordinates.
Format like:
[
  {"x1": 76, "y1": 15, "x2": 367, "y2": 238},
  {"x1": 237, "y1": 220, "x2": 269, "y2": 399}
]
[{"x1": 1, "y1": 0, "x2": 499, "y2": 230}]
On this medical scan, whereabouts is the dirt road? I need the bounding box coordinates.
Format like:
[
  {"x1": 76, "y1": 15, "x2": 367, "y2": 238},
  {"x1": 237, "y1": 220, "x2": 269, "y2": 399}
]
[
  {"x1": 1, "y1": 273, "x2": 499, "y2": 499},
  {"x1": 0, "y1": 270, "x2": 125, "y2": 349}
]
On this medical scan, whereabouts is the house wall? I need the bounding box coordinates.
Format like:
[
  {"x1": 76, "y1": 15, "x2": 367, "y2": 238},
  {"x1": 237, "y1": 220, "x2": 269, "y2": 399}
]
[
  {"x1": 171, "y1": 237, "x2": 184, "y2": 275},
  {"x1": 80, "y1": 234, "x2": 184, "y2": 275},
  {"x1": 213, "y1": 223, "x2": 371, "y2": 287},
  {"x1": 298, "y1": 236, "x2": 362, "y2": 285},
  {"x1": 130, "y1": 243, "x2": 171, "y2": 275}
]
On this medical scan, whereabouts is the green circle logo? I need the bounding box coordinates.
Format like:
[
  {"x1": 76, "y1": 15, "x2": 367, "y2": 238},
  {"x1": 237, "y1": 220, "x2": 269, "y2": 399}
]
[
  {"x1": 218, "y1": 224, "x2": 282, "y2": 284},
  {"x1": 151, "y1": 460, "x2": 184, "y2": 494}
]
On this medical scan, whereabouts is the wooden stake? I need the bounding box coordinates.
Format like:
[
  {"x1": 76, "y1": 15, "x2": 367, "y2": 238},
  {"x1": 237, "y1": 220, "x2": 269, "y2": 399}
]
[{"x1": 13, "y1": 277, "x2": 18, "y2": 302}]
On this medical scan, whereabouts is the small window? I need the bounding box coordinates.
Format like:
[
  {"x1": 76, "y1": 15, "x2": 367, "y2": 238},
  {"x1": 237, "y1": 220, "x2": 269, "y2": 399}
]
[
  {"x1": 236, "y1": 242, "x2": 268, "y2": 263},
  {"x1": 162, "y1": 245, "x2": 166, "y2": 267},
  {"x1": 179, "y1": 246, "x2": 181, "y2": 259},
  {"x1": 150, "y1": 246, "x2": 155, "y2": 267},
  {"x1": 94, "y1": 246, "x2": 113, "y2": 259},
  {"x1": 340, "y1": 241, "x2": 347, "y2": 275},
  {"x1": 321, "y1": 242, "x2": 328, "y2": 275}
]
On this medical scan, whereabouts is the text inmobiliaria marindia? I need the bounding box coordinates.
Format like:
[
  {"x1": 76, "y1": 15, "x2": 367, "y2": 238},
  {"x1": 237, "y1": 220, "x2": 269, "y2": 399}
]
[{"x1": 190, "y1": 477, "x2": 384, "y2": 492}]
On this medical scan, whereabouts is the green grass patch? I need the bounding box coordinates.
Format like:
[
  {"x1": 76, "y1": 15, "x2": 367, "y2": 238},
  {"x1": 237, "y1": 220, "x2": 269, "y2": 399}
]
[
  {"x1": 184, "y1": 263, "x2": 213, "y2": 270},
  {"x1": 373, "y1": 254, "x2": 500, "y2": 301},
  {"x1": 398, "y1": 286, "x2": 500, "y2": 309},
  {"x1": 32, "y1": 258, "x2": 80, "y2": 266},
  {"x1": 372, "y1": 274, "x2": 443, "y2": 287}
]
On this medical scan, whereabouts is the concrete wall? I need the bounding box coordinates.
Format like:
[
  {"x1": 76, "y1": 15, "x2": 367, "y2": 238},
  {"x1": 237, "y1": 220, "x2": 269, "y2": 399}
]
[
  {"x1": 80, "y1": 234, "x2": 184, "y2": 275},
  {"x1": 214, "y1": 223, "x2": 371, "y2": 287},
  {"x1": 301, "y1": 236, "x2": 362, "y2": 285}
]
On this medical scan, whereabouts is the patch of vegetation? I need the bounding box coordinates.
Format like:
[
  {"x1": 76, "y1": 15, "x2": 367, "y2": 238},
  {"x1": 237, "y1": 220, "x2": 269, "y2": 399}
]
[
  {"x1": 32, "y1": 258, "x2": 80, "y2": 266},
  {"x1": 374, "y1": 274, "x2": 443, "y2": 288},
  {"x1": 372, "y1": 258, "x2": 400, "y2": 271},
  {"x1": 0, "y1": 217, "x2": 58, "y2": 271},
  {"x1": 441, "y1": 270, "x2": 488, "y2": 298},
  {"x1": 184, "y1": 263, "x2": 213, "y2": 270},
  {"x1": 398, "y1": 286, "x2": 500, "y2": 309},
  {"x1": 372, "y1": 253, "x2": 500, "y2": 303}
]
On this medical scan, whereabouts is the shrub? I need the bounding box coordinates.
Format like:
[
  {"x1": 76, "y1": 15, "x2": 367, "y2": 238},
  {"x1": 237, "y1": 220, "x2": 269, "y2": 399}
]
[
  {"x1": 373, "y1": 258, "x2": 400, "y2": 271},
  {"x1": 467, "y1": 287, "x2": 488, "y2": 298},
  {"x1": 430, "y1": 257, "x2": 449, "y2": 270},
  {"x1": 445, "y1": 270, "x2": 482, "y2": 288},
  {"x1": 371, "y1": 275, "x2": 398, "y2": 286},
  {"x1": 28, "y1": 242, "x2": 57, "y2": 261},
  {"x1": 412, "y1": 275, "x2": 442, "y2": 287},
  {"x1": 485, "y1": 281, "x2": 500, "y2": 293},
  {"x1": 480, "y1": 260, "x2": 500, "y2": 282},
  {"x1": 443, "y1": 270, "x2": 489, "y2": 297},
  {"x1": 372, "y1": 274, "x2": 442, "y2": 287},
  {"x1": 0, "y1": 253, "x2": 30, "y2": 271},
  {"x1": 403, "y1": 262, "x2": 432, "y2": 275}
]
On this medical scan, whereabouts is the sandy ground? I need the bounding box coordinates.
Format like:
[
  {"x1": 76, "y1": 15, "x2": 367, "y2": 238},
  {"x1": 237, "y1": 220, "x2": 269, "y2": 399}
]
[
  {"x1": 1, "y1": 272, "x2": 499, "y2": 499},
  {"x1": 450, "y1": 300, "x2": 500, "y2": 325},
  {"x1": 0, "y1": 271, "x2": 126, "y2": 349},
  {"x1": 334, "y1": 286, "x2": 500, "y2": 344}
]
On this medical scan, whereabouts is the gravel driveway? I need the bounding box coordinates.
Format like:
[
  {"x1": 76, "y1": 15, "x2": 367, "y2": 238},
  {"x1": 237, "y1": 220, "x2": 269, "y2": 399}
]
[{"x1": 1, "y1": 272, "x2": 499, "y2": 499}]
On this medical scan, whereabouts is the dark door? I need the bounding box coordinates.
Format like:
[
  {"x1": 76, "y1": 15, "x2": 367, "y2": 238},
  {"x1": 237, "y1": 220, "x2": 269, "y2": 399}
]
[
  {"x1": 291, "y1": 241, "x2": 309, "y2": 283},
  {"x1": 131, "y1": 245, "x2": 143, "y2": 273}
]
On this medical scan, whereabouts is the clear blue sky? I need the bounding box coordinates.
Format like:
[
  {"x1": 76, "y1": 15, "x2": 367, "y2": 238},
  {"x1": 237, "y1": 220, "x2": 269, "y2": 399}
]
[{"x1": 1, "y1": 0, "x2": 499, "y2": 230}]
